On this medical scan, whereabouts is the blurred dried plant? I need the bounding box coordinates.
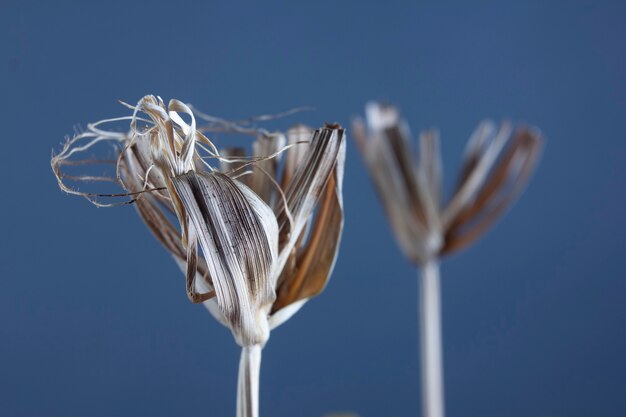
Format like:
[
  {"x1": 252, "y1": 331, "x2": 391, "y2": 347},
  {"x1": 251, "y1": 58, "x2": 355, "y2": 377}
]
[
  {"x1": 51, "y1": 95, "x2": 345, "y2": 417},
  {"x1": 353, "y1": 102, "x2": 542, "y2": 417}
]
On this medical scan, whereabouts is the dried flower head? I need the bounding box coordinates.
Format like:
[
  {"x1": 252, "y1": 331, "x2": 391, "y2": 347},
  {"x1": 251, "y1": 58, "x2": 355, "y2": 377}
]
[
  {"x1": 353, "y1": 101, "x2": 542, "y2": 417},
  {"x1": 52, "y1": 95, "x2": 345, "y2": 417},
  {"x1": 51, "y1": 95, "x2": 345, "y2": 348},
  {"x1": 353, "y1": 101, "x2": 543, "y2": 264}
]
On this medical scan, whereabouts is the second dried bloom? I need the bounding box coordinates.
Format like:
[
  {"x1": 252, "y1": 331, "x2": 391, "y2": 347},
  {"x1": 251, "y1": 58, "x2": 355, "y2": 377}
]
[
  {"x1": 353, "y1": 102, "x2": 543, "y2": 264},
  {"x1": 353, "y1": 101, "x2": 543, "y2": 417}
]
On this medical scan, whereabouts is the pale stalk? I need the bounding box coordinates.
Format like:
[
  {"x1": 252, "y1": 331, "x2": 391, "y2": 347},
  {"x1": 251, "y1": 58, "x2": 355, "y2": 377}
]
[
  {"x1": 419, "y1": 258, "x2": 445, "y2": 417},
  {"x1": 237, "y1": 345, "x2": 262, "y2": 417}
]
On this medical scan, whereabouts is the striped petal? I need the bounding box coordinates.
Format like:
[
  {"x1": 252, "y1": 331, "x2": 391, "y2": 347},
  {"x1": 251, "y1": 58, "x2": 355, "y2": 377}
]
[
  {"x1": 273, "y1": 126, "x2": 345, "y2": 282},
  {"x1": 271, "y1": 133, "x2": 346, "y2": 318},
  {"x1": 172, "y1": 171, "x2": 278, "y2": 346}
]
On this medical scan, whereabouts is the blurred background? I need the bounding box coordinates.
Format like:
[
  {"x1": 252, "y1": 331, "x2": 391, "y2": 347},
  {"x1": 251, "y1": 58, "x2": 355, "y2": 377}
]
[{"x1": 1, "y1": 1, "x2": 625, "y2": 416}]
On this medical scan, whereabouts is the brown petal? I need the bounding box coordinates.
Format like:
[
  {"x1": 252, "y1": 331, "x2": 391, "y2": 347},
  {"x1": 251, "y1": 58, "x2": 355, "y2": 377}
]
[
  {"x1": 454, "y1": 121, "x2": 497, "y2": 189},
  {"x1": 271, "y1": 135, "x2": 346, "y2": 313},
  {"x1": 442, "y1": 121, "x2": 512, "y2": 230},
  {"x1": 274, "y1": 126, "x2": 345, "y2": 277},
  {"x1": 442, "y1": 127, "x2": 543, "y2": 254}
]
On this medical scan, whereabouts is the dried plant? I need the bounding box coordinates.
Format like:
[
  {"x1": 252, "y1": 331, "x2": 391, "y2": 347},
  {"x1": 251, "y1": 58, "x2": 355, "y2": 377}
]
[
  {"x1": 51, "y1": 95, "x2": 345, "y2": 417},
  {"x1": 353, "y1": 102, "x2": 543, "y2": 417}
]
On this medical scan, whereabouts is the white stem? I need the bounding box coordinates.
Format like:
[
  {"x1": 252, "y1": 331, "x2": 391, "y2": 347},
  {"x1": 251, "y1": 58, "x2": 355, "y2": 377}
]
[
  {"x1": 237, "y1": 345, "x2": 262, "y2": 417},
  {"x1": 419, "y1": 259, "x2": 445, "y2": 417}
]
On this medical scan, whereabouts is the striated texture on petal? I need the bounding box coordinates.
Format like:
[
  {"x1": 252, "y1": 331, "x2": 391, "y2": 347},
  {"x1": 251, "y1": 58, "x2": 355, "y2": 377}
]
[
  {"x1": 172, "y1": 171, "x2": 278, "y2": 346},
  {"x1": 281, "y1": 125, "x2": 312, "y2": 188},
  {"x1": 272, "y1": 135, "x2": 346, "y2": 315},
  {"x1": 119, "y1": 137, "x2": 215, "y2": 292},
  {"x1": 273, "y1": 126, "x2": 345, "y2": 283},
  {"x1": 251, "y1": 132, "x2": 286, "y2": 205}
]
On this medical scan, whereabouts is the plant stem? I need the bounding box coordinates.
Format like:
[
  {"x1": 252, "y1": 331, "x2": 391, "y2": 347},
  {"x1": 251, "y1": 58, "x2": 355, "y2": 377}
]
[
  {"x1": 419, "y1": 258, "x2": 445, "y2": 417},
  {"x1": 237, "y1": 344, "x2": 262, "y2": 417}
]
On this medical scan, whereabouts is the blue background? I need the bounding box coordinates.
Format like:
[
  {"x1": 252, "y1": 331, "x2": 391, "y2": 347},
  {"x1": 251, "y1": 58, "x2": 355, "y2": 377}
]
[{"x1": 1, "y1": 1, "x2": 625, "y2": 416}]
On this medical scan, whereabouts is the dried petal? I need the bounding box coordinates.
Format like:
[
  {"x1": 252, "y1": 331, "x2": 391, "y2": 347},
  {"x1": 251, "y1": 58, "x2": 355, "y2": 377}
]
[
  {"x1": 251, "y1": 132, "x2": 286, "y2": 205},
  {"x1": 274, "y1": 126, "x2": 345, "y2": 279},
  {"x1": 417, "y1": 129, "x2": 443, "y2": 220},
  {"x1": 272, "y1": 134, "x2": 345, "y2": 314},
  {"x1": 172, "y1": 171, "x2": 278, "y2": 346},
  {"x1": 355, "y1": 102, "x2": 543, "y2": 263},
  {"x1": 353, "y1": 104, "x2": 431, "y2": 263},
  {"x1": 441, "y1": 121, "x2": 512, "y2": 230},
  {"x1": 220, "y1": 147, "x2": 248, "y2": 175},
  {"x1": 281, "y1": 125, "x2": 312, "y2": 188},
  {"x1": 442, "y1": 127, "x2": 542, "y2": 254}
]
